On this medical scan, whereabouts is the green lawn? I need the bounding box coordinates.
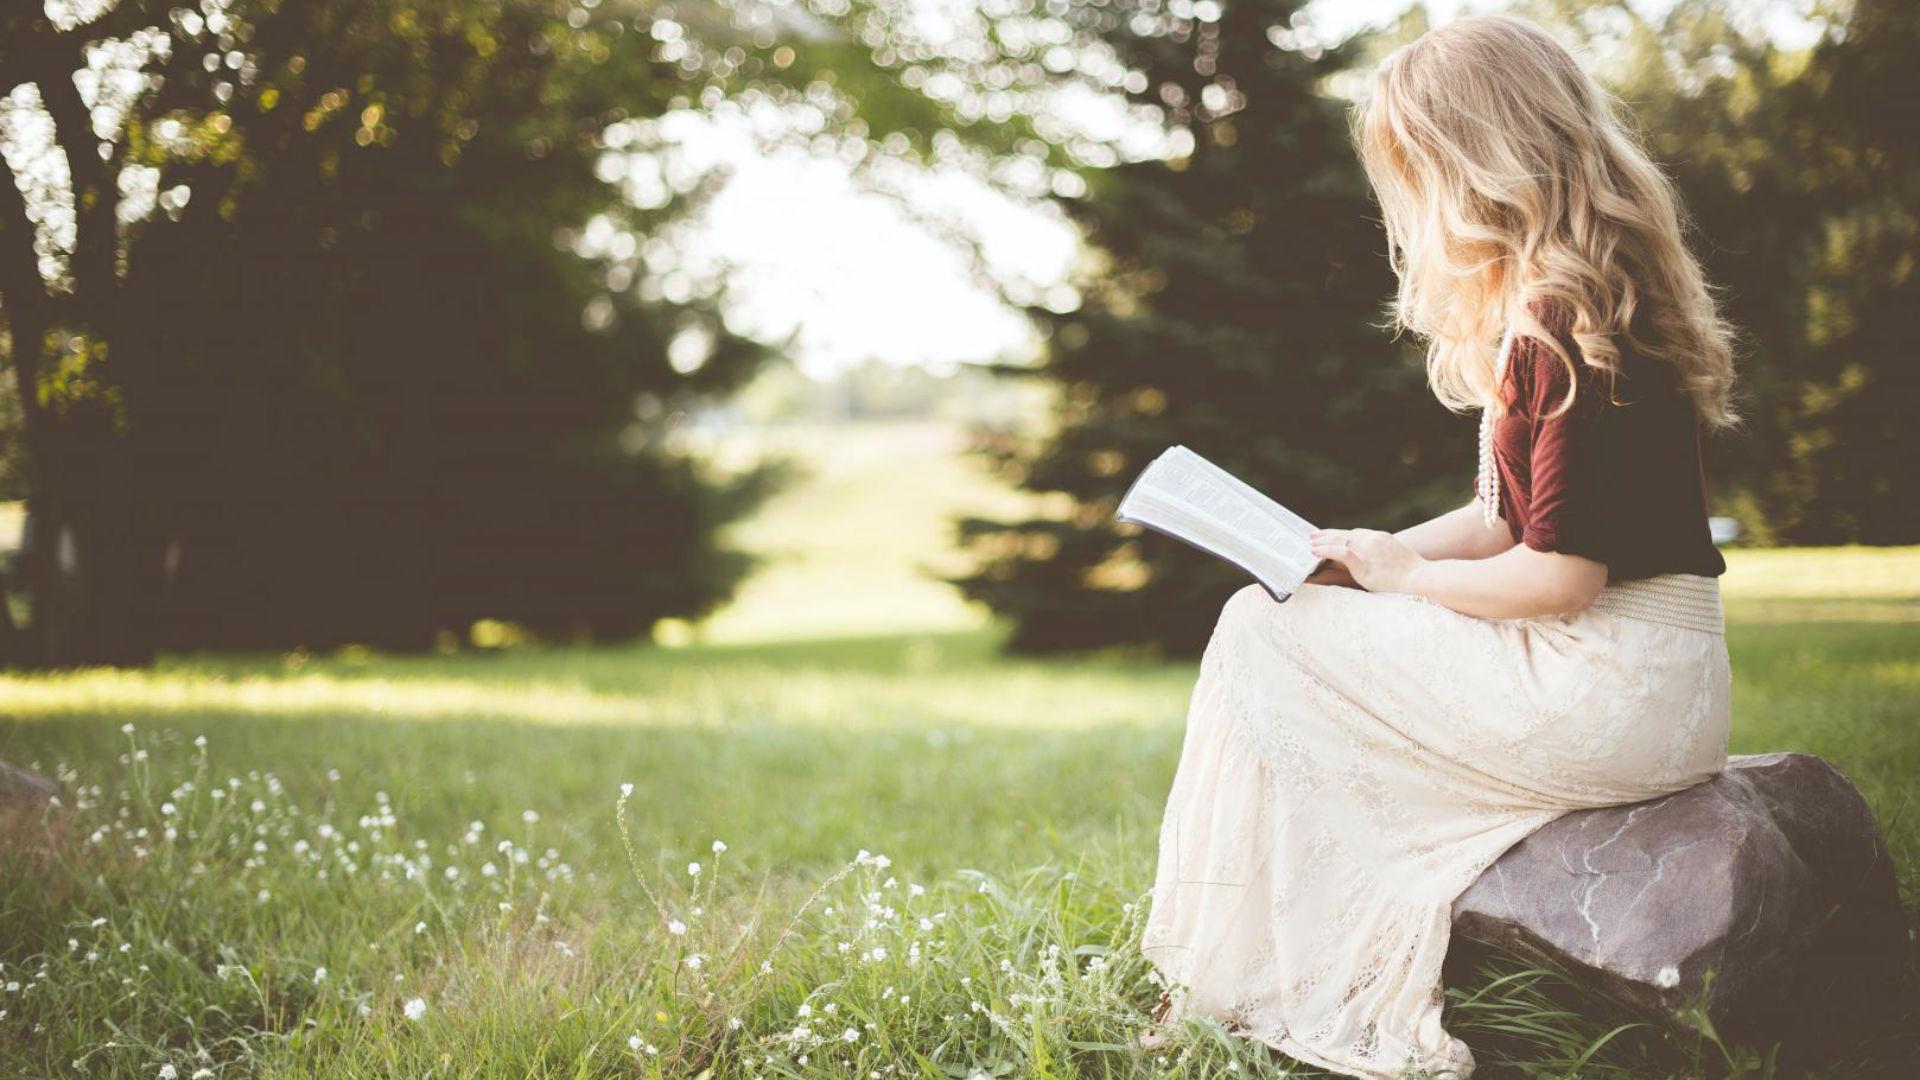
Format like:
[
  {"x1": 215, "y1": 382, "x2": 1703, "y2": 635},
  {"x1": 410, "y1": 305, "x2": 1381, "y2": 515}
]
[{"x1": 0, "y1": 421, "x2": 1915, "y2": 1078}]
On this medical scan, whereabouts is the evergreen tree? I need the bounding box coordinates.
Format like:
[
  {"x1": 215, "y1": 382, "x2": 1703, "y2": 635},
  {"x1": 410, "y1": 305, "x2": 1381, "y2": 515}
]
[{"x1": 949, "y1": 1, "x2": 1469, "y2": 656}]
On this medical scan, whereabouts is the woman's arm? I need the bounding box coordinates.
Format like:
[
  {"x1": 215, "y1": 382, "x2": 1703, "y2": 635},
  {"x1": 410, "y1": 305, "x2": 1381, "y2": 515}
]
[
  {"x1": 1307, "y1": 527, "x2": 1607, "y2": 619},
  {"x1": 1394, "y1": 499, "x2": 1517, "y2": 561},
  {"x1": 1303, "y1": 498, "x2": 1516, "y2": 589}
]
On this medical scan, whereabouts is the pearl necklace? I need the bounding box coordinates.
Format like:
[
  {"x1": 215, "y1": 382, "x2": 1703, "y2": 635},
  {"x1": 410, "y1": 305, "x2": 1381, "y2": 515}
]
[{"x1": 1476, "y1": 326, "x2": 1516, "y2": 531}]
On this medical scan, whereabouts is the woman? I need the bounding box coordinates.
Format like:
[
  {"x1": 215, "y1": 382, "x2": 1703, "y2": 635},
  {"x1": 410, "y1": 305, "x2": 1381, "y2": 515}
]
[{"x1": 1137, "y1": 14, "x2": 1739, "y2": 1079}]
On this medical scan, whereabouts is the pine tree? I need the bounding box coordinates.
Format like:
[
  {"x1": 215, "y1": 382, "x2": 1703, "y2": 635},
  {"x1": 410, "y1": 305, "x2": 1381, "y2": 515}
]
[{"x1": 950, "y1": 1, "x2": 1469, "y2": 656}]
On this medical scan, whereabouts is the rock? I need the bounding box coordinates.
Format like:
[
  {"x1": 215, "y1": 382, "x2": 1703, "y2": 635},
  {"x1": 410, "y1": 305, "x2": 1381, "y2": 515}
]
[
  {"x1": 0, "y1": 759, "x2": 61, "y2": 811},
  {"x1": 1445, "y1": 752, "x2": 1907, "y2": 1064}
]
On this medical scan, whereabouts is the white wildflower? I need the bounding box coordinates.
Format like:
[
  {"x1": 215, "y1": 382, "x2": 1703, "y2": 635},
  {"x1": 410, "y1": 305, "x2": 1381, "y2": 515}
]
[
  {"x1": 403, "y1": 997, "x2": 427, "y2": 1021},
  {"x1": 711, "y1": 839, "x2": 727, "y2": 853},
  {"x1": 841, "y1": 1027, "x2": 860, "y2": 1043},
  {"x1": 313, "y1": 967, "x2": 327, "y2": 983},
  {"x1": 667, "y1": 919, "x2": 687, "y2": 936},
  {"x1": 1654, "y1": 965, "x2": 1680, "y2": 989},
  {"x1": 687, "y1": 862, "x2": 701, "y2": 877}
]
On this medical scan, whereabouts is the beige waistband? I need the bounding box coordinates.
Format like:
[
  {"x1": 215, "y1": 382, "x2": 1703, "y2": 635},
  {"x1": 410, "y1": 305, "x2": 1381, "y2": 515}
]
[{"x1": 1589, "y1": 573, "x2": 1725, "y2": 634}]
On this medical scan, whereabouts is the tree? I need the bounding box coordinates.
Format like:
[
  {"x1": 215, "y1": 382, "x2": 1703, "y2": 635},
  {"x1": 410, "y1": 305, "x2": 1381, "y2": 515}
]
[
  {"x1": 6, "y1": 0, "x2": 1200, "y2": 663},
  {"x1": 947, "y1": 0, "x2": 1469, "y2": 655},
  {"x1": 0, "y1": 0, "x2": 798, "y2": 662}
]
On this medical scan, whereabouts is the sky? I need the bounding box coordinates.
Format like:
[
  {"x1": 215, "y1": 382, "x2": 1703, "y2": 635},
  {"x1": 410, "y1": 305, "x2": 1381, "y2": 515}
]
[{"x1": 666, "y1": 0, "x2": 1830, "y2": 380}]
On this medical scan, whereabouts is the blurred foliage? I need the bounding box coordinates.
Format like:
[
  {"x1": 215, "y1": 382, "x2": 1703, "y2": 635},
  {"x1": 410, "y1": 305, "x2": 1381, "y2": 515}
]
[
  {"x1": 948, "y1": 0, "x2": 1468, "y2": 654},
  {"x1": 4, "y1": 0, "x2": 1913, "y2": 663},
  {"x1": 953, "y1": 0, "x2": 1920, "y2": 654},
  {"x1": 1583, "y1": 0, "x2": 1920, "y2": 545},
  {"x1": 0, "y1": 0, "x2": 983, "y2": 662},
  {"x1": 110, "y1": 0, "x2": 791, "y2": 652},
  {"x1": 0, "y1": 1, "x2": 786, "y2": 660},
  {"x1": 726, "y1": 356, "x2": 1051, "y2": 426}
]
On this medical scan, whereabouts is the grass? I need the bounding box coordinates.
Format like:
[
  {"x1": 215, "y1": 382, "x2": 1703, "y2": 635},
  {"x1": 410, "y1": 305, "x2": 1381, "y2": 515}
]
[
  {"x1": 4, "y1": 604, "x2": 1917, "y2": 1077},
  {"x1": 0, "y1": 420, "x2": 1916, "y2": 1078},
  {"x1": 682, "y1": 419, "x2": 1046, "y2": 644}
]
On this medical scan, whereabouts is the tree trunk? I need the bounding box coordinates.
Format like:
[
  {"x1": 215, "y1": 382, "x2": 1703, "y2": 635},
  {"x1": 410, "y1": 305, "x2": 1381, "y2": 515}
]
[
  {"x1": 0, "y1": 11, "x2": 166, "y2": 670},
  {"x1": 17, "y1": 421, "x2": 162, "y2": 668}
]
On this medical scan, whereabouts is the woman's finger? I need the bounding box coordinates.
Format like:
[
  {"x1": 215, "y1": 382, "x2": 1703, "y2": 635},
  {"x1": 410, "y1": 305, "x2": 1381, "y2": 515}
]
[{"x1": 1308, "y1": 537, "x2": 1362, "y2": 564}]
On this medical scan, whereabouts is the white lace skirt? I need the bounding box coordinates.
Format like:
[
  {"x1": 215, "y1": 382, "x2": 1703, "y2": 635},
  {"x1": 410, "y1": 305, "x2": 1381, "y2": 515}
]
[{"x1": 1142, "y1": 576, "x2": 1732, "y2": 1079}]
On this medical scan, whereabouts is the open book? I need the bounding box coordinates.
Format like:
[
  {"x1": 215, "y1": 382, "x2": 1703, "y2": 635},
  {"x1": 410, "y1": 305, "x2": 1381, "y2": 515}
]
[{"x1": 1114, "y1": 445, "x2": 1324, "y2": 602}]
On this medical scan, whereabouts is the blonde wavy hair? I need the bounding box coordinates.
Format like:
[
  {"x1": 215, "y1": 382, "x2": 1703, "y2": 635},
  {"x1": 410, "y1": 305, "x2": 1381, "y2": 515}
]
[{"x1": 1352, "y1": 14, "x2": 1737, "y2": 426}]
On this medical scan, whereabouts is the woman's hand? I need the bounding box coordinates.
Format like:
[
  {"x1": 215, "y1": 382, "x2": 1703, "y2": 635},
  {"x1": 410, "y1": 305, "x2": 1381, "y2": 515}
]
[
  {"x1": 1307, "y1": 528, "x2": 1428, "y2": 595},
  {"x1": 1302, "y1": 560, "x2": 1362, "y2": 589}
]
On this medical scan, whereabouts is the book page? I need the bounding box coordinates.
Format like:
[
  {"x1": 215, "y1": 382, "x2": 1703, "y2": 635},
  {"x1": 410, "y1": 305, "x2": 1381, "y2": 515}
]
[{"x1": 1115, "y1": 446, "x2": 1320, "y2": 599}]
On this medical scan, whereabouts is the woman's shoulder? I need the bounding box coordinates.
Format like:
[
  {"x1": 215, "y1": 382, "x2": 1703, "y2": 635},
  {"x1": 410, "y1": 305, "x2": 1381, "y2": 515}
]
[
  {"x1": 1510, "y1": 295, "x2": 1668, "y2": 411},
  {"x1": 1514, "y1": 296, "x2": 1584, "y2": 372},
  {"x1": 1503, "y1": 298, "x2": 1592, "y2": 414}
]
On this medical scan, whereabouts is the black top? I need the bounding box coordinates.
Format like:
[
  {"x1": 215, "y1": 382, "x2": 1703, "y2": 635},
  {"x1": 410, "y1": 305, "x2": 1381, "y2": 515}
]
[{"x1": 1485, "y1": 301, "x2": 1727, "y2": 580}]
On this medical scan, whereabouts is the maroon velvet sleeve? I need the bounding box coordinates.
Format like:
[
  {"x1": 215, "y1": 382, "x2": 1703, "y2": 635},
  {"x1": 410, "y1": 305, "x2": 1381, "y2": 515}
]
[{"x1": 1515, "y1": 334, "x2": 1611, "y2": 561}]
